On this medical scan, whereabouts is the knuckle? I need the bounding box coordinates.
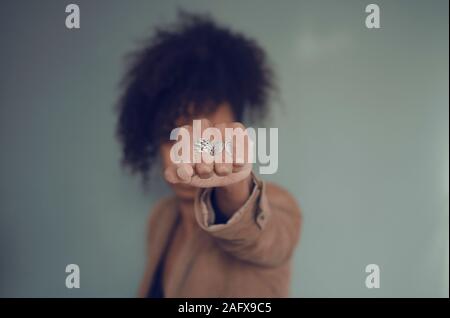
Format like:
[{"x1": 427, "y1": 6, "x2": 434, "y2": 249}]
[
  {"x1": 196, "y1": 163, "x2": 213, "y2": 174},
  {"x1": 215, "y1": 163, "x2": 231, "y2": 175}
]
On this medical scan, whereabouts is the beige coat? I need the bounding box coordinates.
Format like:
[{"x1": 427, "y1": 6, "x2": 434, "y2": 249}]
[{"x1": 138, "y1": 174, "x2": 302, "y2": 297}]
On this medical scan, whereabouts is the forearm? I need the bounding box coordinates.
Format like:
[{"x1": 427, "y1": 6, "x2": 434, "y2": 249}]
[
  {"x1": 212, "y1": 175, "x2": 253, "y2": 221},
  {"x1": 194, "y1": 175, "x2": 302, "y2": 267}
]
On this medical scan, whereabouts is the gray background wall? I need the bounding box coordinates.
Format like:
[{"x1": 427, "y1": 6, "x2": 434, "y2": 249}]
[{"x1": 0, "y1": 0, "x2": 448, "y2": 297}]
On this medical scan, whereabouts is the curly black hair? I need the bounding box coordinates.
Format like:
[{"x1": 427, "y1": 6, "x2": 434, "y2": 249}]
[{"x1": 116, "y1": 11, "x2": 275, "y2": 180}]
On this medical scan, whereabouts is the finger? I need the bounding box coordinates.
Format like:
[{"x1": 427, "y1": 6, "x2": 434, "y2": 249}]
[
  {"x1": 165, "y1": 124, "x2": 195, "y2": 184},
  {"x1": 226, "y1": 122, "x2": 250, "y2": 171},
  {"x1": 214, "y1": 123, "x2": 233, "y2": 176},
  {"x1": 179, "y1": 124, "x2": 195, "y2": 165},
  {"x1": 164, "y1": 164, "x2": 185, "y2": 184},
  {"x1": 192, "y1": 119, "x2": 215, "y2": 178},
  {"x1": 176, "y1": 163, "x2": 194, "y2": 183},
  {"x1": 195, "y1": 152, "x2": 214, "y2": 178},
  {"x1": 165, "y1": 163, "x2": 194, "y2": 184},
  {"x1": 214, "y1": 161, "x2": 233, "y2": 176}
]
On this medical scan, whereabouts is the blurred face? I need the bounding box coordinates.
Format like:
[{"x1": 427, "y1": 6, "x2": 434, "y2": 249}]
[{"x1": 159, "y1": 102, "x2": 236, "y2": 200}]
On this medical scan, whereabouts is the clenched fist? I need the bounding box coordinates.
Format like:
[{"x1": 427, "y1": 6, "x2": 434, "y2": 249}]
[
  {"x1": 163, "y1": 119, "x2": 254, "y2": 218},
  {"x1": 164, "y1": 119, "x2": 253, "y2": 188}
]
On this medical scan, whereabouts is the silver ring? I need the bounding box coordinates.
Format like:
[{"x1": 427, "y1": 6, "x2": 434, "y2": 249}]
[
  {"x1": 210, "y1": 139, "x2": 233, "y2": 156},
  {"x1": 194, "y1": 138, "x2": 214, "y2": 155},
  {"x1": 194, "y1": 138, "x2": 232, "y2": 156},
  {"x1": 212, "y1": 141, "x2": 224, "y2": 155},
  {"x1": 223, "y1": 139, "x2": 233, "y2": 155}
]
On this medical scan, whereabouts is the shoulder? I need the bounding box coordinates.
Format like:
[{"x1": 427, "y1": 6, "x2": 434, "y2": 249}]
[
  {"x1": 146, "y1": 195, "x2": 178, "y2": 233},
  {"x1": 265, "y1": 181, "x2": 302, "y2": 218}
]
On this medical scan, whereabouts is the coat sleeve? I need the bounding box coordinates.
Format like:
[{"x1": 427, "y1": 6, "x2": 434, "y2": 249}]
[{"x1": 194, "y1": 172, "x2": 302, "y2": 267}]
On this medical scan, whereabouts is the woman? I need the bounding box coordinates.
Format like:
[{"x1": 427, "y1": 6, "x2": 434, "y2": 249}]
[{"x1": 116, "y1": 12, "x2": 301, "y2": 298}]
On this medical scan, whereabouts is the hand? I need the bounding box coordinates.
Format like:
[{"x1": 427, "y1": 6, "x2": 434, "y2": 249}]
[
  {"x1": 164, "y1": 119, "x2": 253, "y2": 188},
  {"x1": 164, "y1": 119, "x2": 254, "y2": 218}
]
